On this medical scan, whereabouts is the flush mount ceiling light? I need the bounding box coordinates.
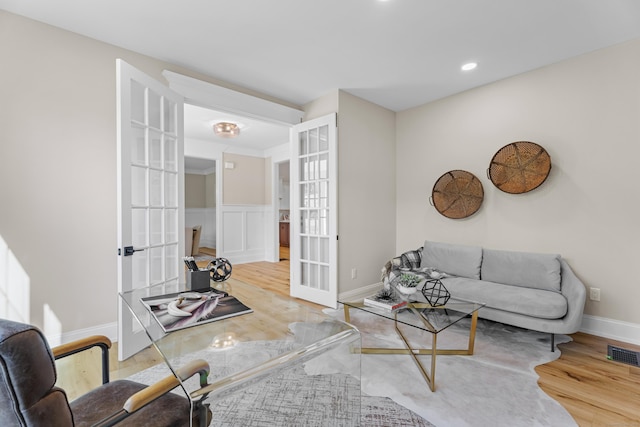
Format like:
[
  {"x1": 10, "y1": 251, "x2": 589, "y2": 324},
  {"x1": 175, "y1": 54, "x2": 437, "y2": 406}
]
[
  {"x1": 213, "y1": 122, "x2": 240, "y2": 138},
  {"x1": 461, "y1": 62, "x2": 478, "y2": 71}
]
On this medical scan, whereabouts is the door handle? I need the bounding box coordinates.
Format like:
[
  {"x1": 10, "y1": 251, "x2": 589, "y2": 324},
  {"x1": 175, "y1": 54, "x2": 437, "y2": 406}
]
[{"x1": 119, "y1": 246, "x2": 145, "y2": 256}]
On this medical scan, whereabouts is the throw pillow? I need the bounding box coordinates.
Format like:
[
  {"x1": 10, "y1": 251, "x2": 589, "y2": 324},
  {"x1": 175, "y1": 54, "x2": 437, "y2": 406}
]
[
  {"x1": 420, "y1": 241, "x2": 483, "y2": 279},
  {"x1": 481, "y1": 248, "x2": 562, "y2": 292}
]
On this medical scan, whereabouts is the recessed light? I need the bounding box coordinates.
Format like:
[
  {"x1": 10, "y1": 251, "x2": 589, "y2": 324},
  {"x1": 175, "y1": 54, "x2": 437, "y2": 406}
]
[{"x1": 461, "y1": 62, "x2": 478, "y2": 71}]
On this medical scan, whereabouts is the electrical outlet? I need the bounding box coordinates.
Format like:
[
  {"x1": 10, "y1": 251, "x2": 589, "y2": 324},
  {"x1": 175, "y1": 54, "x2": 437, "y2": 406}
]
[
  {"x1": 589, "y1": 287, "x2": 601, "y2": 301},
  {"x1": 351, "y1": 268, "x2": 357, "y2": 280}
]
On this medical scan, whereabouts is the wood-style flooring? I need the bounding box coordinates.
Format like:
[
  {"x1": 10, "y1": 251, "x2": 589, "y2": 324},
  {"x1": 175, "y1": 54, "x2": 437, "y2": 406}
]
[
  {"x1": 535, "y1": 332, "x2": 640, "y2": 426},
  {"x1": 55, "y1": 249, "x2": 640, "y2": 426}
]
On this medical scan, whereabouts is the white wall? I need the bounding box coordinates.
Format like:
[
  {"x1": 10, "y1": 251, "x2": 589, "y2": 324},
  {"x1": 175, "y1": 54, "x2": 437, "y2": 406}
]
[{"x1": 396, "y1": 38, "x2": 640, "y2": 325}]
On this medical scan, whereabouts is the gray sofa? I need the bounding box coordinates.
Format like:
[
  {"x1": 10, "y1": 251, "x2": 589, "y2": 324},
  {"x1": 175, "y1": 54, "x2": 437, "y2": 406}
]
[{"x1": 383, "y1": 241, "x2": 587, "y2": 349}]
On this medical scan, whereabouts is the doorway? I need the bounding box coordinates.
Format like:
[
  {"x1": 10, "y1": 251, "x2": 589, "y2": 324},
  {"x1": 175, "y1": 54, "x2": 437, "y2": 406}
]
[
  {"x1": 183, "y1": 104, "x2": 291, "y2": 289},
  {"x1": 184, "y1": 157, "x2": 216, "y2": 258},
  {"x1": 277, "y1": 160, "x2": 290, "y2": 261}
]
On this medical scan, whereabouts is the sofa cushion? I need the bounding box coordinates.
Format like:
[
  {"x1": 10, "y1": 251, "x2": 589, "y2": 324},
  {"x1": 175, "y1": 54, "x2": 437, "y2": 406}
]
[
  {"x1": 441, "y1": 277, "x2": 568, "y2": 319},
  {"x1": 481, "y1": 248, "x2": 562, "y2": 293},
  {"x1": 421, "y1": 241, "x2": 482, "y2": 279}
]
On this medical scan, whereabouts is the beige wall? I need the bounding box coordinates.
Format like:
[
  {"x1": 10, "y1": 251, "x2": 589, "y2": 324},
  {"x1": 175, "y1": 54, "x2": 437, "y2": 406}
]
[
  {"x1": 396, "y1": 38, "x2": 640, "y2": 324},
  {"x1": 185, "y1": 174, "x2": 206, "y2": 208},
  {"x1": 0, "y1": 11, "x2": 291, "y2": 334},
  {"x1": 205, "y1": 173, "x2": 216, "y2": 208},
  {"x1": 222, "y1": 153, "x2": 269, "y2": 205},
  {"x1": 304, "y1": 90, "x2": 397, "y2": 293},
  {"x1": 185, "y1": 173, "x2": 216, "y2": 208}
]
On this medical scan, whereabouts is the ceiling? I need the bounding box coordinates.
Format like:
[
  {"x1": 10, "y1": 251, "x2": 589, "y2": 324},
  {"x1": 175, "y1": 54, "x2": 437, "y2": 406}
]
[
  {"x1": 3, "y1": 0, "x2": 640, "y2": 113},
  {"x1": 3, "y1": 0, "x2": 640, "y2": 158},
  {"x1": 184, "y1": 104, "x2": 290, "y2": 151}
]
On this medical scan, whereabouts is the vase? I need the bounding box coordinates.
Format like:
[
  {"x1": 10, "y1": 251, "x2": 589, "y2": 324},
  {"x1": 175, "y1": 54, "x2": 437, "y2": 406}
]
[{"x1": 397, "y1": 285, "x2": 418, "y2": 295}]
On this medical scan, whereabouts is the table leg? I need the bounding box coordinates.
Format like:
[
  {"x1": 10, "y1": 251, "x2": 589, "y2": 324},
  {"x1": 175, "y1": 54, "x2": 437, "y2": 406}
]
[
  {"x1": 468, "y1": 310, "x2": 479, "y2": 355},
  {"x1": 395, "y1": 320, "x2": 437, "y2": 392},
  {"x1": 343, "y1": 304, "x2": 351, "y2": 323}
]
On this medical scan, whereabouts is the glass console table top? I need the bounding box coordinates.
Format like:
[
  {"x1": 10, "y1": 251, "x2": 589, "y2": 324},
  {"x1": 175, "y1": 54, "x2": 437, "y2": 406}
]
[
  {"x1": 120, "y1": 278, "x2": 361, "y2": 422},
  {"x1": 339, "y1": 286, "x2": 485, "y2": 334}
]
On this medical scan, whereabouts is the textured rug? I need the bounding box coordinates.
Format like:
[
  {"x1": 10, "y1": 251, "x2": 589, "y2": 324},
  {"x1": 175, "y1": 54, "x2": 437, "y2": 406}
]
[
  {"x1": 192, "y1": 252, "x2": 216, "y2": 263},
  {"x1": 318, "y1": 307, "x2": 578, "y2": 427},
  {"x1": 127, "y1": 339, "x2": 434, "y2": 426}
]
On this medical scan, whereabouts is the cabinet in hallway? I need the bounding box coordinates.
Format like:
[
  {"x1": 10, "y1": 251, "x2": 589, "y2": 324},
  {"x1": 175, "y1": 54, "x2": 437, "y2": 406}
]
[{"x1": 279, "y1": 222, "x2": 290, "y2": 247}]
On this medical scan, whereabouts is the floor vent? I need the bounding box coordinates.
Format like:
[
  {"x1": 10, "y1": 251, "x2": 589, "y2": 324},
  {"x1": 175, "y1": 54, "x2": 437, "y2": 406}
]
[{"x1": 607, "y1": 345, "x2": 640, "y2": 367}]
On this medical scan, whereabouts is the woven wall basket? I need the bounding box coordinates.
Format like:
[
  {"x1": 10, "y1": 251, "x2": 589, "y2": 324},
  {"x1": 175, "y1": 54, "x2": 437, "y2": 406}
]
[
  {"x1": 488, "y1": 141, "x2": 551, "y2": 194},
  {"x1": 430, "y1": 170, "x2": 484, "y2": 219}
]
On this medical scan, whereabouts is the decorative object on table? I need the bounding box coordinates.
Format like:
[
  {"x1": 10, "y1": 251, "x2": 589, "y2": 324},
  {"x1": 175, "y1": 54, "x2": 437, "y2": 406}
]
[
  {"x1": 394, "y1": 273, "x2": 423, "y2": 295},
  {"x1": 207, "y1": 257, "x2": 233, "y2": 282},
  {"x1": 430, "y1": 170, "x2": 484, "y2": 219},
  {"x1": 488, "y1": 141, "x2": 551, "y2": 194},
  {"x1": 421, "y1": 278, "x2": 451, "y2": 307},
  {"x1": 364, "y1": 288, "x2": 408, "y2": 311}
]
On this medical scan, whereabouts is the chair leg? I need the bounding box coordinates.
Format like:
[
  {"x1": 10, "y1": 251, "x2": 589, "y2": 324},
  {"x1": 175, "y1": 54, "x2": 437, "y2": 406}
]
[{"x1": 550, "y1": 333, "x2": 555, "y2": 352}]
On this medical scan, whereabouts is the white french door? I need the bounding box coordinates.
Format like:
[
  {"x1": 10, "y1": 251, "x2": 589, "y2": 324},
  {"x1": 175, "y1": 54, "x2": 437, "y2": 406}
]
[
  {"x1": 290, "y1": 114, "x2": 338, "y2": 308},
  {"x1": 116, "y1": 59, "x2": 184, "y2": 360}
]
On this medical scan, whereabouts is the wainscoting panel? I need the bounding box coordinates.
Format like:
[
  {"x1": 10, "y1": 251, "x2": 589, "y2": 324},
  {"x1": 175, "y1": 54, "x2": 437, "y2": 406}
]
[
  {"x1": 246, "y1": 211, "x2": 265, "y2": 250},
  {"x1": 222, "y1": 211, "x2": 244, "y2": 253},
  {"x1": 219, "y1": 206, "x2": 269, "y2": 264}
]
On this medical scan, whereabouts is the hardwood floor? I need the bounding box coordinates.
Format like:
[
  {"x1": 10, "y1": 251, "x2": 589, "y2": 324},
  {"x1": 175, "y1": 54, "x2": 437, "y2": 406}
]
[
  {"x1": 195, "y1": 246, "x2": 307, "y2": 306},
  {"x1": 55, "y1": 251, "x2": 640, "y2": 426},
  {"x1": 535, "y1": 333, "x2": 640, "y2": 426}
]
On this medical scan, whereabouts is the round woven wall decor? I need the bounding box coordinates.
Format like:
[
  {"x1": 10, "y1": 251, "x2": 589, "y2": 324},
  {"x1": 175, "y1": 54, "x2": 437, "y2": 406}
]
[
  {"x1": 488, "y1": 141, "x2": 551, "y2": 194},
  {"x1": 430, "y1": 170, "x2": 484, "y2": 219}
]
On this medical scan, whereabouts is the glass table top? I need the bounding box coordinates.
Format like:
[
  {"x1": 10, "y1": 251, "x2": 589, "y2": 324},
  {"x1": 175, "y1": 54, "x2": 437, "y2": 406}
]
[
  {"x1": 120, "y1": 278, "x2": 360, "y2": 405},
  {"x1": 339, "y1": 284, "x2": 485, "y2": 334}
]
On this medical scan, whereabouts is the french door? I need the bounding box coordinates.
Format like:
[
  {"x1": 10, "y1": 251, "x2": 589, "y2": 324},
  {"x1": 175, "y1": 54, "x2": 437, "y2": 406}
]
[
  {"x1": 116, "y1": 59, "x2": 184, "y2": 360},
  {"x1": 290, "y1": 114, "x2": 338, "y2": 308}
]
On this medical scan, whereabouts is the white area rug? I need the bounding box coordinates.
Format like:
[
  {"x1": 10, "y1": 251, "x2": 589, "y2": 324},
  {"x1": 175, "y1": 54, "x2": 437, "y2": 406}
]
[{"x1": 316, "y1": 307, "x2": 578, "y2": 427}]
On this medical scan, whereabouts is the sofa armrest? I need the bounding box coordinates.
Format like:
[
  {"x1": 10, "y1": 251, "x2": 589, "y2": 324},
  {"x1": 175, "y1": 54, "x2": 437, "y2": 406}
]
[{"x1": 558, "y1": 260, "x2": 587, "y2": 334}]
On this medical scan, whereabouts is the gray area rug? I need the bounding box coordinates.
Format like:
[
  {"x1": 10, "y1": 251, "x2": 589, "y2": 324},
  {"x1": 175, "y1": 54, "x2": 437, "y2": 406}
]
[{"x1": 317, "y1": 308, "x2": 578, "y2": 427}]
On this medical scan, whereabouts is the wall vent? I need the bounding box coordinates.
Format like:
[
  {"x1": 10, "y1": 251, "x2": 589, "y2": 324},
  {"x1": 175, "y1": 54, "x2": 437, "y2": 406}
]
[{"x1": 607, "y1": 345, "x2": 640, "y2": 367}]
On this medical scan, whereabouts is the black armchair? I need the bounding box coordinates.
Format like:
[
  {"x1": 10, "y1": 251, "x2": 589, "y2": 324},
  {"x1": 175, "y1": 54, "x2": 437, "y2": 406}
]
[{"x1": 0, "y1": 318, "x2": 211, "y2": 426}]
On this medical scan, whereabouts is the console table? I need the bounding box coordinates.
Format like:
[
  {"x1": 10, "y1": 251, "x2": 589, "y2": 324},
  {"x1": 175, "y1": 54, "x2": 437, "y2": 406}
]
[{"x1": 120, "y1": 278, "x2": 361, "y2": 425}]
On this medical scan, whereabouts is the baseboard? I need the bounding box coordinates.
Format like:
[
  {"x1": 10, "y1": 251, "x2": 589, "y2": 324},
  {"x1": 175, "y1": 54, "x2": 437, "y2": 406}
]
[
  {"x1": 338, "y1": 282, "x2": 383, "y2": 303},
  {"x1": 580, "y1": 315, "x2": 640, "y2": 346},
  {"x1": 47, "y1": 322, "x2": 118, "y2": 347}
]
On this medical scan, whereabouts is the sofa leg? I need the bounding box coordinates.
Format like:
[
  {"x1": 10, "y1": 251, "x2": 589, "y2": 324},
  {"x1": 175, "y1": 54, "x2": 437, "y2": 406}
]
[{"x1": 550, "y1": 333, "x2": 555, "y2": 352}]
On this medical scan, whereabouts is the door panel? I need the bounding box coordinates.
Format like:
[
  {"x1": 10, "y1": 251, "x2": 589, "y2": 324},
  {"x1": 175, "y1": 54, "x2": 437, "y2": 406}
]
[
  {"x1": 290, "y1": 114, "x2": 337, "y2": 308},
  {"x1": 116, "y1": 59, "x2": 184, "y2": 360}
]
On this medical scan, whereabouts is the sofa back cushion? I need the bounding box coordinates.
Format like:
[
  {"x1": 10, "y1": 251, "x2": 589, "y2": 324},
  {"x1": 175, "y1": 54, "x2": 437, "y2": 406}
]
[
  {"x1": 481, "y1": 248, "x2": 562, "y2": 292},
  {"x1": 421, "y1": 241, "x2": 483, "y2": 279}
]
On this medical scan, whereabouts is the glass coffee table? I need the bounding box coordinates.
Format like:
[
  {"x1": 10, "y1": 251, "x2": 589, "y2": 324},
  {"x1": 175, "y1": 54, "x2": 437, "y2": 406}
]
[
  {"x1": 121, "y1": 278, "x2": 361, "y2": 426},
  {"x1": 340, "y1": 286, "x2": 484, "y2": 392}
]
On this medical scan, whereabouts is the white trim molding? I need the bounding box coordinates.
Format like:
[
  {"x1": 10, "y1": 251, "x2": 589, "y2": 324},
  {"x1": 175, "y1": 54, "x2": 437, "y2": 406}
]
[
  {"x1": 162, "y1": 71, "x2": 304, "y2": 126},
  {"x1": 338, "y1": 282, "x2": 384, "y2": 304},
  {"x1": 580, "y1": 315, "x2": 640, "y2": 346},
  {"x1": 47, "y1": 322, "x2": 118, "y2": 346}
]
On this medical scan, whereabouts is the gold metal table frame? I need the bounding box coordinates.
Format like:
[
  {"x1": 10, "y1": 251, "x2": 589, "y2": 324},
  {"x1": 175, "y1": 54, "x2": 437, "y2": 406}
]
[{"x1": 342, "y1": 299, "x2": 483, "y2": 392}]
